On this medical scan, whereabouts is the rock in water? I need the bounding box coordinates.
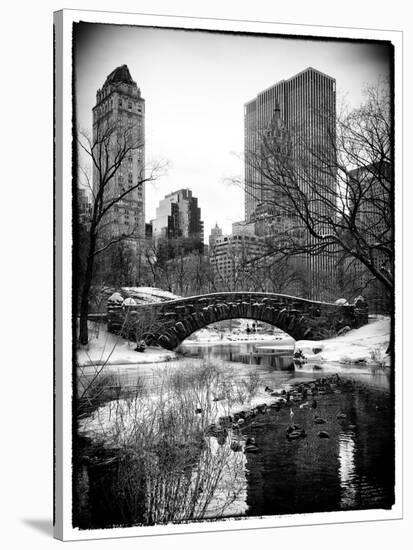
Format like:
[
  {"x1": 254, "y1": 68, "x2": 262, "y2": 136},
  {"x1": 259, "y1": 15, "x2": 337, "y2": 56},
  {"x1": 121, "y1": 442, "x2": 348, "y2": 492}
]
[
  {"x1": 286, "y1": 424, "x2": 302, "y2": 433},
  {"x1": 286, "y1": 425, "x2": 306, "y2": 439},
  {"x1": 286, "y1": 431, "x2": 302, "y2": 440}
]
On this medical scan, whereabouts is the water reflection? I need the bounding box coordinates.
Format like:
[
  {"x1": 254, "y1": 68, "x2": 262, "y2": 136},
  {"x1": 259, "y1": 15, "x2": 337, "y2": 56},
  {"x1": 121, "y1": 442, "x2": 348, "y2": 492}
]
[
  {"x1": 338, "y1": 432, "x2": 357, "y2": 509},
  {"x1": 180, "y1": 340, "x2": 295, "y2": 370},
  {"x1": 241, "y1": 385, "x2": 394, "y2": 516}
]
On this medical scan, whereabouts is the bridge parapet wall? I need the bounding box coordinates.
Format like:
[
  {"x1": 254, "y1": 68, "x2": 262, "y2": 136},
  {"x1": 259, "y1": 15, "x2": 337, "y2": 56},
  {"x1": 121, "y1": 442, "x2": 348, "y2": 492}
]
[{"x1": 107, "y1": 292, "x2": 368, "y2": 351}]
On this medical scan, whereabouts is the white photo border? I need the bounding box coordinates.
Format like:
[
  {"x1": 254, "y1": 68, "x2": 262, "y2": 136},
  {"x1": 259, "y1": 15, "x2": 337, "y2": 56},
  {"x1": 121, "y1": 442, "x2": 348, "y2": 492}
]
[{"x1": 54, "y1": 8, "x2": 403, "y2": 541}]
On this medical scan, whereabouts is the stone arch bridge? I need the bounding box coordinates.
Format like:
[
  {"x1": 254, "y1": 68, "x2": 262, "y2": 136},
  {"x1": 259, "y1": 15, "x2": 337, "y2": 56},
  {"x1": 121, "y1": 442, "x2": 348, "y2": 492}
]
[{"x1": 107, "y1": 292, "x2": 368, "y2": 351}]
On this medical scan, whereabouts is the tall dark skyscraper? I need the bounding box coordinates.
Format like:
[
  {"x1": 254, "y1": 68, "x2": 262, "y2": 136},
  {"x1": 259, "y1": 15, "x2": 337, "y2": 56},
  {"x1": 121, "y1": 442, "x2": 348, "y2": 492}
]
[
  {"x1": 244, "y1": 67, "x2": 337, "y2": 299},
  {"x1": 92, "y1": 65, "x2": 146, "y2": 244},
  {"x1": 244, "y1": 66, "x2": 336, "y2": 222}
]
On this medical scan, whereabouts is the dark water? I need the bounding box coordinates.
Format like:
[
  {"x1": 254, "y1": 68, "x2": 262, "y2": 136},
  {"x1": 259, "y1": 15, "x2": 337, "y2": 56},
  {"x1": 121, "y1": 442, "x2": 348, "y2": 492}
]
[
  {"x1": 239, "y1": 383, "x2": 394, "y2": 515},
  {"x1": 76, "y1": 340, "x2": 394, "y2": 528},
  {"x1": 180, "y1": 340, "x2": 296, "y2": 370},
  {"x1": 180, "y1": 341, "x2": 394, "y2": 516}
]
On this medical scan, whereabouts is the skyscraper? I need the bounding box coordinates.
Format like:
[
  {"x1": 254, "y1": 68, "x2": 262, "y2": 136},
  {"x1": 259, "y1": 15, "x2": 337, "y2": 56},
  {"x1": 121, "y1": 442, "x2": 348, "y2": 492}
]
[
  {"x1": 244, "y1": 67, "x2": 336, "y2": 222},
  {"x1": 92, "y1": 65, "x2": 146, "y2": 244},
  {"x1": 151, "y1": 188, "x2": 204, "y2": 253},
  {"x1": 244, "y1": 67, "x2": 336, "y2": 299}
]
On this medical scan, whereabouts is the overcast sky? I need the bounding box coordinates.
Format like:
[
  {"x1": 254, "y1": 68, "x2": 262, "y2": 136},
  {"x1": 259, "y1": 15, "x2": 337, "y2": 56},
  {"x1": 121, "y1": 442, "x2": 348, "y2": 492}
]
[{"x1": 74, "y1": 23, "x2": 391, "y2": 241}]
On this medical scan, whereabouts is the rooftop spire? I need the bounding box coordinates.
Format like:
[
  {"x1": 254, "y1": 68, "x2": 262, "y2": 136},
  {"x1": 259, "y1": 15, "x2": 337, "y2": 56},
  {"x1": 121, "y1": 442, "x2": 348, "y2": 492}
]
[{"x1": 103, "y1": 64, "x2": 135, "y2": 87}]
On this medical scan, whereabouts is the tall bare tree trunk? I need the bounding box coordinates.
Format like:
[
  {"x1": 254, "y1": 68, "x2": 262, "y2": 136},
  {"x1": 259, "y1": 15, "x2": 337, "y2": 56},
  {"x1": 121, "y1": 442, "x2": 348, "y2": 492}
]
[{"x1": 79, "y1": 229, "x2": 97, "y2": 345}]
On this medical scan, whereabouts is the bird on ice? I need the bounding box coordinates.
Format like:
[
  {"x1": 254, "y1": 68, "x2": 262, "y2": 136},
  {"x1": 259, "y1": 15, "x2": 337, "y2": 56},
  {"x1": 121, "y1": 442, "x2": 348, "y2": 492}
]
[{"x1": 289, "y1": 408, "x2": 294, "y2": 420}]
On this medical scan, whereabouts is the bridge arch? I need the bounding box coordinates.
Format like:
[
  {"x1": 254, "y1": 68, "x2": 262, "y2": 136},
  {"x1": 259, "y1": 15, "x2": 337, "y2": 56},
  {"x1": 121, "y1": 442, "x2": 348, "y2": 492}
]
[
  {"x1": 157, "y1": 311, "x2": 302, "y2": 350},
  {"x1": 107, "y1": 291, "x2": 368, "y2": 351}
]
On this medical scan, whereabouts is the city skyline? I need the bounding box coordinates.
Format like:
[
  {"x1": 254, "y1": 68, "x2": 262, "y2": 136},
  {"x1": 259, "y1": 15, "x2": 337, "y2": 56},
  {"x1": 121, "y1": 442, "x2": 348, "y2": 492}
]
[{"x1": 74, "y1": 23, "x2": 391, "y2": 242}]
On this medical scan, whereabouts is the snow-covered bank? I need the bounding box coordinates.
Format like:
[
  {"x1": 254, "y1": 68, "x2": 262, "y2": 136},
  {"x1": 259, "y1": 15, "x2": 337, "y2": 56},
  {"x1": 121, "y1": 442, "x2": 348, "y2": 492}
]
[
  {"x1": 182, "y1": 325, "x2": 293, "y2": 346},
  {"x1": 182, "y1": 334, "x2": 291, "y2": 346},
  {"x1": 77, "y1": 323, "x2": 176, "y2": 367},
  {"x1": 294, "y1": 316, "x2": 390, "y2": 366}
]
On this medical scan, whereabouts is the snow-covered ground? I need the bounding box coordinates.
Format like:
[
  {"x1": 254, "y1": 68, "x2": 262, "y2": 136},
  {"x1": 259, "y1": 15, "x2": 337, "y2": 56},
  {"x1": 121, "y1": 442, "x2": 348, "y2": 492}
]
[
  {"x1": 77, "y1": 323, "x2": 176, "y2": 367},
  {"x1": 184, "y1": 318, "x2": 291, "y2": 346},
  {"x1": 294, "y1": 316, "x2": 390, "y2": 366},
  {"x1": 183, "y1": 328, "x2": 290, "y2": 345}
]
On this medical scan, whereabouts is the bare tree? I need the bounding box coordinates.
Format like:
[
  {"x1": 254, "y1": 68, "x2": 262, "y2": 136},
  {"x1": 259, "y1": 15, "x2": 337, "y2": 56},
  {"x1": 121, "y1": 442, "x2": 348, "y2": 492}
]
[
  {"x1": 141, "y1": 237, "x2": 212, "y2": 296},
  {"x1": 235, "y1": 79, "x2": 393, "y2": 300},
  {"x1": 77, "y1": 117, "x2": 167, "y2": 345},
  {"x1": 245, "y1": 253, "x2": 310, "y2": 296},
  {"x1": 208, "y1": 237, "x2": 252, "y2": 292}
]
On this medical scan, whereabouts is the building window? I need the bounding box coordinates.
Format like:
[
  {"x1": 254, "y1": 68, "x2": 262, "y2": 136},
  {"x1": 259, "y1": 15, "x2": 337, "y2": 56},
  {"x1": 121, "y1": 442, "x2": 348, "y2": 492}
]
[
  {"x1": 128, "y1": 101, "x2": 132, "y2": 109},
  {"x1": 118, "y1": 98, "x2": 122, "y2": 107}
]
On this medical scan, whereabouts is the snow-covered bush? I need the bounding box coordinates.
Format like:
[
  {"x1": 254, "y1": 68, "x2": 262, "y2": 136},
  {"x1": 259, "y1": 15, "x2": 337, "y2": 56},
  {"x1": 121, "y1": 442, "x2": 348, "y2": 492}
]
[
  {"x1": 107, "y1": 292, "x2": 124, "y2": 305},
  {"x1": 370, "y1": 346, "x2": 387, "y2": 366}
]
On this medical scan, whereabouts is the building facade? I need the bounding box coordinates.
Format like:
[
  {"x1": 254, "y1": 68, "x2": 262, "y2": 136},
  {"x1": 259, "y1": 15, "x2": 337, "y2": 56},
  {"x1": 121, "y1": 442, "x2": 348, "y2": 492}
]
[
  {"x1": 151, "y1": 188, "x2": 204, "y2": 254},
  {"x1": 209, "y1": 223, "x2": 223, "y2": 249},
  {"x1": 78, "y1": 187, "x2": 92, "y2": 226},
  {"x1": 209, "y1": 230, "x2": 265, "y2": 291},
  {"x1": 244, "y1": 66, "x2": 336, "y2": 222},
  {"x1": 244, "y1": 67, "x2": 337, "y2": 300},
  {"x1": 346, "y1": 162, "x2": 392, "y2": 312},
  {"x1": 92, "y1": 65, "x2": 146, "y2": 245}
]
